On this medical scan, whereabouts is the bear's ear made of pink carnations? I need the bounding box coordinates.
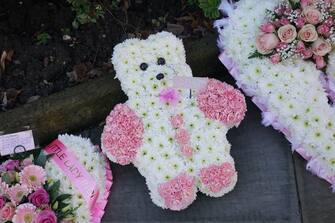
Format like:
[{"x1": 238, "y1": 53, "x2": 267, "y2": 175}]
[{"x1": 101, "y1": 31, "x2": 247, "y2": 211}]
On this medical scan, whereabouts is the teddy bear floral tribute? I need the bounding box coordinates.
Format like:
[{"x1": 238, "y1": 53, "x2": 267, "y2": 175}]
[
  {"x1": 216, "y1": 0, "x2": 335, "y2": 190},
  {"x1": 101, "y1": 31, "x2": 247, "y2": 210},
  {"x1": 0, "y1": 134, "x2": 112, "y2": 223}
]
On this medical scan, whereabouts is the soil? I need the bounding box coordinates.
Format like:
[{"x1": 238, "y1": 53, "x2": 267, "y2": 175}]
[{"x1": 0, "y1": 0, "x2": 212, "y2": 111}]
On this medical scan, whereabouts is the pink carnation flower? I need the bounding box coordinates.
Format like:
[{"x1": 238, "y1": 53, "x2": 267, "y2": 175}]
[
  {"x1": 170, "y1": 114, "x2": 184, "y2": 129},
  {"x1": 197, "y1": 79, "x2": 247, "y2": 126},
  {"x1": 270, "y1": 54, "x2": 281, "y2": 64},
  {"x1": 279, "y1": 18, "x2": 290, "y2": 25},
  {"x1": 200, "y1": 163, "x2": 236, "y2": 193},
  {"x1": 158, "y1": 173, "x2": 196, "y2": 211},
  {"x1": 324, "y1": 17, "x2": 334, "y2": 27},
  {"x1": 159, "y1": 88, "x2": 180, "y2": 106},
  {"x1": 317, "y1": 24, "x2": 331, "y2": 37},
  {"x1": 12, "y1": 203, "x2": 37, "y2": 223},
  {"x1": 180, "y1": 145, "x2": 194, "y2": 158},
  {"x1": 20, "y1": 165, "x2": 46, "y2": 190},
  {"x1": 102, "y1": 104, "x2": 144, "y2": 165},
  {"x1": 296, "y1": 17, "x2": 306, "y2": 28},
  {"x1": 7, "y1": 184, "x2": 29, "y2": 205},
  {"x1": 175, "y1": 128, "x2": 190, "y2": 145}
]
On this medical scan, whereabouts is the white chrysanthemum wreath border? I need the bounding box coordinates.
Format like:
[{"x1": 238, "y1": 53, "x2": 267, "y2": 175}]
[{"x1": 215, "y1": 0, "x2": 335, "y2": 191}]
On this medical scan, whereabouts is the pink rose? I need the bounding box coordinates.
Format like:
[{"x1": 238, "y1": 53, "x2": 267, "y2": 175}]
[
  {"x1": 300, "y1": 0, "x2": 314, "y2": 8},
  {"x1": 314, "y1": 55, "x2": 326, "y2": 69},
  {"x1": 4, "y1": 160, "x2": 19, "y2": 171},
  {"x1": 296, "y1": 17, "x2": 306, "y2": 28},
  {"x1": 0, "y1": 203, "x2": 15, "y2": 222},
  {"x1": 317, "y1": 24, "x2": 331, "y2": 37},
  {"x1": 302, "y1": 48, "x2": 313, "y2": 59},
  {"x1": 270, "y1": 54, "x2": 281, "y2": 64},
  {"x1": 0, "y1": 197, "x2": 5, "y2": 209},
  {"x1": 36, "y1": 210, "x2": 57, "y2": 223},
  {"x1": 303, "y1": 6, "x2": 322, "y2": 25},
  {"x1": 256, "y1": 33, "x2": 279, "y2": 55},
  {"x1": 296, "y1": 41, "x2": 306, "y2": 53},
  {"x1": 28, "y1": 188, "x2": 50, "y2": 207},
  {"x1": 260, "y1": 23, "x2": 275, "y2": 33},
  {"x1": 298, "y1": 24, "x2": 318, "y2": 42},
  {"x1": 22, "y1": 157, "x2": 33, "y2": 168},
  {"x1": 312, "y1": 38, "x2": 332, "y2": 56},
  {"x1": 277, "y1": 24, "x2": 297, "y2": 43}
]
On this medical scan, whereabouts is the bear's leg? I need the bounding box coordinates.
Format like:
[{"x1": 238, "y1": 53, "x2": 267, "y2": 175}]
[
  {"x1": 133, "y1": 133, "x2": 197, "y2": 211},
  {"x1": 189, "y1": 119, "x2": 238, "y2": 197},
  {"x1": 145, "y1": 172, "x2": 197, "y2": 211}
]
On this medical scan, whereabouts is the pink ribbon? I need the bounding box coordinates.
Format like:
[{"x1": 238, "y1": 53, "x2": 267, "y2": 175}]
[
  {"x1": 172, "y1": 76, "x2": 209, "y2": 92},
  {"x1": 44, "y1": 140, "x2": 99, "y2": 211}
]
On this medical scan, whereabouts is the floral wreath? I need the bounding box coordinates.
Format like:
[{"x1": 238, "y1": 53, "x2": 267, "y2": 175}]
[
  {"x1": 0, "y1": 134, "x2": 112, "y2": 223},
  {"x1": 216, "y1": 0, "x2": 335, "y2": 190}
]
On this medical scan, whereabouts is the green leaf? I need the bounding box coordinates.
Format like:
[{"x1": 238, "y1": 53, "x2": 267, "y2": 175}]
[
  {"x1": 56, "y1": 194, "x2": 72, "y2": 202},
  {"x1": 248, "y1": 51, "x2": 268, "y2": 59},
  {"x1": 289, "y1": 0, "x2": 300, "y2": 9},
  {"x1": 188, "y1": 0, "x2": 221, "y2": 19},
  {"x1": 34, "y1": 151, "x2": 48, "y2": 167},
  {"x1": 1, "y1": 173, "x2": 11, "y2": 184},
  {"x1": 48, "y1": 180, "x2": 61, "y2": 203}
]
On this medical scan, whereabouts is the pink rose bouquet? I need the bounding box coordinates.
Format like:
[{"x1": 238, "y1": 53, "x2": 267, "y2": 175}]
[
  {"x1": 0, "y1": 151, "x2": 76, "y2": 223},
  {"x1": 250, "y1": 0, "x2": 335, "y2": 70}
]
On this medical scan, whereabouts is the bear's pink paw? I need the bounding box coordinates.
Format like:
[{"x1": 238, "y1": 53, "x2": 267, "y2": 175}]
[
  {"x1": 200, "y1": 162, "x2": 237, "y2": 194},
  {"x1": 158, "y1": 173, "x2": 196, "y2": 211},
  {"x1": 197, "y1": 79, "x2": 247, "y2": 126},
  {"x1": 101, "y1": 104, "x2": 144, "y2": 165}
]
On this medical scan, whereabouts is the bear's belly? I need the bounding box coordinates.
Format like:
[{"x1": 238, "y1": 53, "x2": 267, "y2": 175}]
[{"x1": 128, "y1": 97, "x2": 230, "y2": 184}]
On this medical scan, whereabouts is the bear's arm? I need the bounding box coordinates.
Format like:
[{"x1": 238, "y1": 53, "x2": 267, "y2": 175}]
[
  {"x1": 101, "y1": 104, "x2": 144, "y2": 165},
  {"x1": 196, "y1": 78, "x2": 247, "y2": 126}
]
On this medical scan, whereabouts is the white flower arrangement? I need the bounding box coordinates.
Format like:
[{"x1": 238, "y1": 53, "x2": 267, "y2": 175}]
[
  {"x1": 45, "y1": 134, "x2": 112, "y2": 222},
  {"x1": 216, "y1": 0, "x2": 335, "y2": 189},
  {"x1": 101, "y1": 32, "x2": 247, "y2": 210}
]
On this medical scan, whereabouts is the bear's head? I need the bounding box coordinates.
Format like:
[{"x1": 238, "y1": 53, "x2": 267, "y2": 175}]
[{"x1": 112, "y1": 32, "x2": 193, "y2": 99}]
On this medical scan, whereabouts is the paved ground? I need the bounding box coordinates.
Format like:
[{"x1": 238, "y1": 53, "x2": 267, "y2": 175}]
[{"x1": 79, "y1": 71, "x2": 335, "y2": 223}]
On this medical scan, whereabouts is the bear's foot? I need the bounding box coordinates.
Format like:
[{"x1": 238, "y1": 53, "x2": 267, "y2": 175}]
[
  {"x1": 158, "y1": 173, "x2": 196, "y2": 211},
  {"x1": 198, "y1": 162, "x2": 237, "y2": 197}
]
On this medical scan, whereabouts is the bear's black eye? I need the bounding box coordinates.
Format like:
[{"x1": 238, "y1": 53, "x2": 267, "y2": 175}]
[
  {"x1": 140, "y1": 63, "x2": 148, "y2": 71},
  {"x1": 157, "y1": 57, "x2": 166, "y2": 65}
]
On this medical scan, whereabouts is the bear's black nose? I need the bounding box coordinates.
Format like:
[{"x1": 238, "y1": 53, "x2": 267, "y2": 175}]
[{"x1": 156, "y1": 73, "x2": 164, "y2": 80}]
